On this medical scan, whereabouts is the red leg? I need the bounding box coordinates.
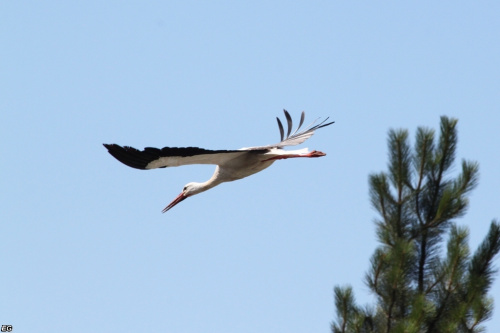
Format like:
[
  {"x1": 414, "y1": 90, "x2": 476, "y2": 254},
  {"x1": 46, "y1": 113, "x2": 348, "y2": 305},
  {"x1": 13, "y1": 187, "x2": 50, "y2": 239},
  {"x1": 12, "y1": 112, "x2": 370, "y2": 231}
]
[{"x1": 262, "y1": 150, "x2": 326, "y2": 162}]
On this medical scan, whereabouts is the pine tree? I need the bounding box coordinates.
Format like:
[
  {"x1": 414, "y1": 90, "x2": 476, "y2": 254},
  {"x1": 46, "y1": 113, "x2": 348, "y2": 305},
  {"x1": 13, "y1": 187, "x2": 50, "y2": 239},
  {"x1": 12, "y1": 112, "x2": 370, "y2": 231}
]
[{"x1": 332, "y1": 116, "x2": 500, "y2": 333}]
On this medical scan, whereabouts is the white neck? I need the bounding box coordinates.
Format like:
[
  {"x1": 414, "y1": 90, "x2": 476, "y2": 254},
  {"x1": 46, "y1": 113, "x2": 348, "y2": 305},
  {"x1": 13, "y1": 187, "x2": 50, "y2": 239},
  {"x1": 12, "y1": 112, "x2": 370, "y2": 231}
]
[{"x1": 189, "y1": 167, "x2": 226, "y2": 195}]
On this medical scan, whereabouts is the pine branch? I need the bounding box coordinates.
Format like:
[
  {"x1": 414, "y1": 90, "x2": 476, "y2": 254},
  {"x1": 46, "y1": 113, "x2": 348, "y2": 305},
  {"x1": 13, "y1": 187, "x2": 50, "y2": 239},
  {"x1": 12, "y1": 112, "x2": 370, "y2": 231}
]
[
  {"x1": 332, "y1": 286, "x2": 375, "y2": 333},
  {"x1": 388, "y1": 129, "x2": 412, "y2": 195},
  {"x1": 426, "y1": 225, "x2": 470, "y2": 332},
  {"x1": 333, "y1": 117, "x2": 499, "y2": 333},
  {"x1": 413, "y1": 127, "x2": 435, "y2": 227},
  {"x1": 333, "y1": 286, "x2": 356, "y2": 333},
  {"x1": 424, "y1": 116, "x2": 458, "y2": 224},
  {"x1": 366, "y1": 249, "x2": 387, "y2": 299},
  {"x1": 436, "y1": 116, "x2": 458, "y2": 173},
  {"x1": 388, "y1": 130, "x2": 412, "y2": 240},
  {"x1": 416, "y1": 117, "x2": 459, "y2": 293},
  {"x1": 467, "y1": 221, "x2": 500, "y2": 298},
  {"x1": 370, "y1": 173, "x2": 393, "y2": 227}
]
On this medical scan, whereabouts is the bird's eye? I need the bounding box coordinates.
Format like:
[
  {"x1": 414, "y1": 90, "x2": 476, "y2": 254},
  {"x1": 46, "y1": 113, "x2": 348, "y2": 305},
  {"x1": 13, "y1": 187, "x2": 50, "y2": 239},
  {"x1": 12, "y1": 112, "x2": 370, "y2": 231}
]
[{"x1": 183, "y1": 186, "x2": 187, "y2": 191}]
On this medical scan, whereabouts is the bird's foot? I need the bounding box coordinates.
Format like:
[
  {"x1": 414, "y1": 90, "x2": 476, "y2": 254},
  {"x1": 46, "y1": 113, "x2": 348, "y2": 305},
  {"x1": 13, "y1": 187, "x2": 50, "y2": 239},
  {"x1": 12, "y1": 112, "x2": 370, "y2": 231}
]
[
  {"x1": 306, "y1": 150, "x2": 326, "y2": 157},
  {"x1": 262, "y1": 150, "x2": 326, "y2": 162}
]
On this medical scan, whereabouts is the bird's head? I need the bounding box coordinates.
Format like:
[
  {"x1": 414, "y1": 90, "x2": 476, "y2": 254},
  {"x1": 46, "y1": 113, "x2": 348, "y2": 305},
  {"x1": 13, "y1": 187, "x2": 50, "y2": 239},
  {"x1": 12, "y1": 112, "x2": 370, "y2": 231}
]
[{"x1": 162, "y1": 182, "x2": 202, "y2": 213}]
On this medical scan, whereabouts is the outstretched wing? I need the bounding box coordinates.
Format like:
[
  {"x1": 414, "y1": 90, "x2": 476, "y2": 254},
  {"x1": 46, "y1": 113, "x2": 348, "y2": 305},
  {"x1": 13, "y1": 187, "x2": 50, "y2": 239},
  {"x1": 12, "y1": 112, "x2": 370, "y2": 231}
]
[
  {"x1": 103, "y1": 144, "x2": 249, "y2": 170},
  {"x1": 244, "y1": 110, "x2": 334, "y2": 150}
]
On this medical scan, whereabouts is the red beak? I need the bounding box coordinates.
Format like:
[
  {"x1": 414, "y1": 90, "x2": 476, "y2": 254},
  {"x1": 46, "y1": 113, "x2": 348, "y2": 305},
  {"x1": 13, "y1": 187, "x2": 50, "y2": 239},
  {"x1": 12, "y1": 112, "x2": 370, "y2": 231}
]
[{"x1": 162, "y1": 192, "x2": 187, "y2": 213}]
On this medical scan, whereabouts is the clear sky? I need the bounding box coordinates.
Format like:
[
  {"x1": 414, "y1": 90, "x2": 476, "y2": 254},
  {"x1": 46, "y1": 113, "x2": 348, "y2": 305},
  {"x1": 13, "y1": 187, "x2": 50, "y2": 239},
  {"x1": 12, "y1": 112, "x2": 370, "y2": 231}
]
[{"x1": 1, "y1": 1, "x2": 499, "y2": 332}]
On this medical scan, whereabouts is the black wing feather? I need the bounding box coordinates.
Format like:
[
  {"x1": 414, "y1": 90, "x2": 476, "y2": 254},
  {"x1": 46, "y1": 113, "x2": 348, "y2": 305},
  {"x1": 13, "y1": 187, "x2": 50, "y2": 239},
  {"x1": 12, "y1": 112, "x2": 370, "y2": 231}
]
[
  {"x1": 284, "y1": 109, "x2": 293, "y2": 138},
  {"x1": 276, "y1": 117, "x2": 285, "y2": 142},
  {"x1": 103, "y1": 144, "x2": 241, "y2": 170},
  {"x1": 255, "y1": 111, "x2": 334, "y2": 149}
]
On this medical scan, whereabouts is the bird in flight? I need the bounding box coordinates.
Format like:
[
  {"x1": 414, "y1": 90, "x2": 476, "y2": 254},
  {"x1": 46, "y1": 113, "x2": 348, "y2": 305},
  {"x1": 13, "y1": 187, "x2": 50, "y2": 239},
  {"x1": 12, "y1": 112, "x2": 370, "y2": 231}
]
[{"x1": 103, "y1": 110, "x2": 334, "y2": 212}]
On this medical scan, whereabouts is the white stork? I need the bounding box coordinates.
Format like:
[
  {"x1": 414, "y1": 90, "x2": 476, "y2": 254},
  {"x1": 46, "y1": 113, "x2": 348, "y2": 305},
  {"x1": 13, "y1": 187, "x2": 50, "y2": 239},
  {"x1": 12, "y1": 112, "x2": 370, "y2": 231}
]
[{"x1": 103, "y1": 110, "x2": 334, "y2": 212}]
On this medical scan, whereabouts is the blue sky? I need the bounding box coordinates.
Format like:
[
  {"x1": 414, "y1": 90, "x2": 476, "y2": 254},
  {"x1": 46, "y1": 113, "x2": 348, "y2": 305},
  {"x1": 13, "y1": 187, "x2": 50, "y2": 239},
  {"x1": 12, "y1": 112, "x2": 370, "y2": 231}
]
[{"x1": 1, "y1": 1, "x2": 499, "y2": 332}]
